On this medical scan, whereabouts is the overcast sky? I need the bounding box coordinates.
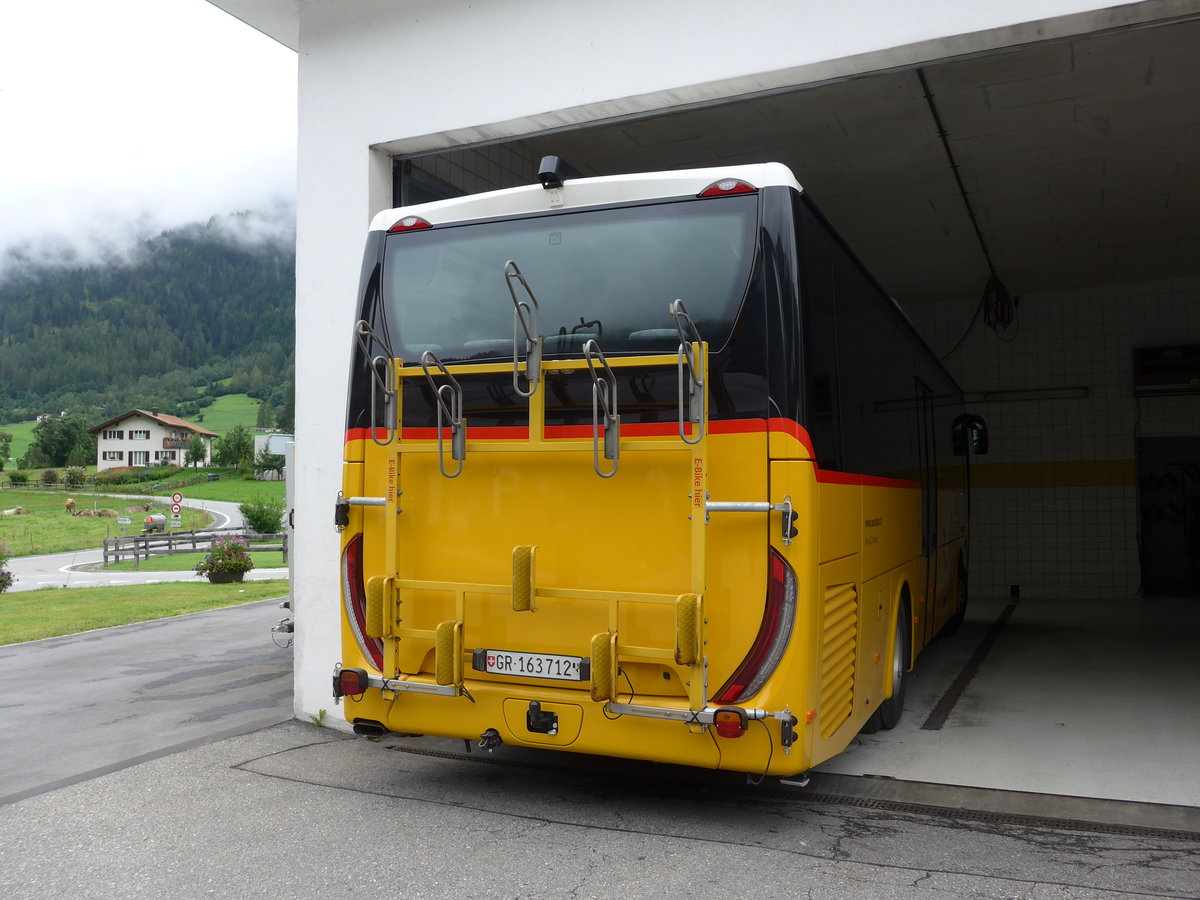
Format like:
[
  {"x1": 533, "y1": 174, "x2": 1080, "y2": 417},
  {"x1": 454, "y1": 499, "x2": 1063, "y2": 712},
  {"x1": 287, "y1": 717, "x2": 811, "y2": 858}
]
[{"x1": 0, "y1": 0, "x2": 296, "y2": 266}]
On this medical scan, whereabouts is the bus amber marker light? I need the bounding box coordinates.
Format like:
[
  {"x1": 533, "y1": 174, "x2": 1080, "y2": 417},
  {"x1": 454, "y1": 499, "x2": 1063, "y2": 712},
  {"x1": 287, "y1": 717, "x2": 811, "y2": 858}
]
[
  {"x1": 388, "y1": 215, "x2": 432, "y2": 233},
  {"x1": 698, "y1": 179, "x2": 758, "y2": 197}
]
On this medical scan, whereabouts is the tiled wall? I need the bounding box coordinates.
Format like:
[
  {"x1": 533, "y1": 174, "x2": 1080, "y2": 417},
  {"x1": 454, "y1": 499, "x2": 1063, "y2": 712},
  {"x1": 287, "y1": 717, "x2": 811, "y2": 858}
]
[
  {"x1": 904, "y1": 276, "x2": 1200, "y2": 600},
  {"x1": 407, "y1": 143, "x2": 541, "y2": 196}
]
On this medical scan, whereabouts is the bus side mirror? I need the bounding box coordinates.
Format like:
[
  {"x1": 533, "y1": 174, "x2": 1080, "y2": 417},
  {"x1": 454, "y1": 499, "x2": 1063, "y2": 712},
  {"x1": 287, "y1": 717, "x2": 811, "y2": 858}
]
[{"x1": 953, "y1": 414, "x2": 988, "y2": 456}]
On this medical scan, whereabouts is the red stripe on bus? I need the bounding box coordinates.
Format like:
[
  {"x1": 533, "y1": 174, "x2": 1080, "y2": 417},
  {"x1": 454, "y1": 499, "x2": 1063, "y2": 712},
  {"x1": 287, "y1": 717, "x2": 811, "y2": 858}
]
[
  {"x1": 345, "y1": 418, "x2": 919, "y2": 488},
  {"x1": 814, "y1": 469, "x2": 922, "y2": 490}
]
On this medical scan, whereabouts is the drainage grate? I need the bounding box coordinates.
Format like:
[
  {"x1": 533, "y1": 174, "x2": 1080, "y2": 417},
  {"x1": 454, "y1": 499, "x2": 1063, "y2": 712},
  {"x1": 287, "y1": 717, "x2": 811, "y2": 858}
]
[{"x1": 385, "y1": 743, "x2": 1200, "y2": 843}]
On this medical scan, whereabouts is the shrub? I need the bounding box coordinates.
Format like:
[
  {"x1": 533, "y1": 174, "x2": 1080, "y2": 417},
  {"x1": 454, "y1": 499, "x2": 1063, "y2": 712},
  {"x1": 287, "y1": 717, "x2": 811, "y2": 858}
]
[
  {"x1": 194, "y1": 536, "x2": 255, "y2": 577},
  {"x1": 63, "y1": 466, "x2": 88, "y2": 488},
  {"x1": 0, "y1": 542, "x2": 14, "y2": 594},
  {"x1": 41, "y1": 468, "x2": 59, "y2": 485},
  {"x1": 6, "y1": 471, "x2": 29, "y2": 485},
  {"x1": 240, "y1": 496, "x2": 285, "y2": 535}
]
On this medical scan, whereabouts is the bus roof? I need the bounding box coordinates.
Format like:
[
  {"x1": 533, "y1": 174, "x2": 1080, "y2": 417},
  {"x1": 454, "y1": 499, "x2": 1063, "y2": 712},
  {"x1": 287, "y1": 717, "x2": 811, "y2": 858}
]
[{"x1": 369, "y1": 162, "x2": 803, "y2": 232}]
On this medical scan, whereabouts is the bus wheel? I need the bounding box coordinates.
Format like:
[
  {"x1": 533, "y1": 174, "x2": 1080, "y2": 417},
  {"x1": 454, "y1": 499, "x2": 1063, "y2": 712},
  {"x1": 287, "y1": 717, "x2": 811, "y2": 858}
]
[
  {"x1": 942, "y1": 560, "x2": 968, "y2": 637},
  {"x1": 859, "y1": 707, "x2": 882, "y2": 735},
  {"x1": 879, "y1": 594, "x2": 910, "y2": 730}
]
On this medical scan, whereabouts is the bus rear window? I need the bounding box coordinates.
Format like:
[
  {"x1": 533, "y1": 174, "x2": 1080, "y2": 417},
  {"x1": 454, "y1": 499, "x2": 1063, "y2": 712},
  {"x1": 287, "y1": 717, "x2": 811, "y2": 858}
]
[{"x1": 381, "y1": 195, "x2": 758, "y2": 361}]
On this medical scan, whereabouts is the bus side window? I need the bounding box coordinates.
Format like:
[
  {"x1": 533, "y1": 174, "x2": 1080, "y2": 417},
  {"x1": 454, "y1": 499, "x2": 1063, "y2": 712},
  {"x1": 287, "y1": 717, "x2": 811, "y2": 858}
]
[{"x1": 952, "y1": 414, "x2": 989, "y2": 455}]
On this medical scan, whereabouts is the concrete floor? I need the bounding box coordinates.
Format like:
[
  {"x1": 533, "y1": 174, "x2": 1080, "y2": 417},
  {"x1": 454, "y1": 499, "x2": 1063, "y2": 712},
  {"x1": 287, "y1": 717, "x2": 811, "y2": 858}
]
[{"x1": 817, "y1": 593, "x2": 1200, "y2": 809}]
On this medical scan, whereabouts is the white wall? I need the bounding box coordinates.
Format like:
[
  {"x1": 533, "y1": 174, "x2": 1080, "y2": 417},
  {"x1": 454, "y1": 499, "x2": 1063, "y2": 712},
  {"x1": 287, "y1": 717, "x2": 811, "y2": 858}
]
[{"x1": 288, "y1": 0, "x2": 1190, "y2": 721}]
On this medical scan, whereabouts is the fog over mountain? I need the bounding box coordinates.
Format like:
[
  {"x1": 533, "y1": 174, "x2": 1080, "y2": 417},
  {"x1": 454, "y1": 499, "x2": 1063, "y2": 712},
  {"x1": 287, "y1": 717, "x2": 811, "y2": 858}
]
[{"x1": 0, "y1": 207, "x2": 296, "y2": 427}]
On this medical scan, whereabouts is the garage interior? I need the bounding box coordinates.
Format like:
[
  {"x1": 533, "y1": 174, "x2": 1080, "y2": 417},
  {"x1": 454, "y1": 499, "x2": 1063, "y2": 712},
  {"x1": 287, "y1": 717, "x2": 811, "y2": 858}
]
[{"x1": 390, "y1": 16, "x2": 1200, "y2": 807}]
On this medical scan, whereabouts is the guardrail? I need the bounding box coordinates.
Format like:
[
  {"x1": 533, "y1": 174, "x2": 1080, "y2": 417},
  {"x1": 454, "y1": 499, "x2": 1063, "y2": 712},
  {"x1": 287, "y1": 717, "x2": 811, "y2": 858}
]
[{"x1": 101, "y1": 529, "x2": 288, "y2": 567}]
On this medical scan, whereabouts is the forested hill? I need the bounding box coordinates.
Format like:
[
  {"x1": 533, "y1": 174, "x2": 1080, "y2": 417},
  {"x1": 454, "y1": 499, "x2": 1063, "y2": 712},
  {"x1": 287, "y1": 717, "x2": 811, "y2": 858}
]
[{"x1": 0, "y1": 216, "x2": 295, "y2": 424}]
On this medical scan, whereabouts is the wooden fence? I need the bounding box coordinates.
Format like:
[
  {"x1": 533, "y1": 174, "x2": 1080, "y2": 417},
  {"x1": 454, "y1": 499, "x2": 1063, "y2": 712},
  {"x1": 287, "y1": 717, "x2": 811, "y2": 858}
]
[{"x1": 101, "y1": 529, "x2": 288, "y2": 567}]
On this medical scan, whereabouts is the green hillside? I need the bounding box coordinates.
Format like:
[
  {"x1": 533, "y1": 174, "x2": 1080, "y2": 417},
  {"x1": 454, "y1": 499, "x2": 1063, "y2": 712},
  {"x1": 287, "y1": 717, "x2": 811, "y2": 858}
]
[{"x1": 0, "y1": 213, "x2": 295, "y2": 427}]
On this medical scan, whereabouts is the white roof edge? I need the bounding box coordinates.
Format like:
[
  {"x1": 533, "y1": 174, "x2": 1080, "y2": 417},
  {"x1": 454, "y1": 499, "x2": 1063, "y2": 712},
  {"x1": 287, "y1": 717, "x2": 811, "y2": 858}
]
[{"x1": 369, "y1": 162, "x2": 802, "y2": 232}]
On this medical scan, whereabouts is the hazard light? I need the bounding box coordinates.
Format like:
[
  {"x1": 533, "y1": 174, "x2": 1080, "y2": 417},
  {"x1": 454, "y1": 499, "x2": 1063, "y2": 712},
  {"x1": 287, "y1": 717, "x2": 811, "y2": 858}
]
[
  {"x1": 713, "y1": 706, "x2": 748, "y2": 739},
  {"x1": 388, "y1": 215, "x2": 432, "y2": 233},
  {"x1": 698, "y1": 179, "x2": 757, "y2": 197}
]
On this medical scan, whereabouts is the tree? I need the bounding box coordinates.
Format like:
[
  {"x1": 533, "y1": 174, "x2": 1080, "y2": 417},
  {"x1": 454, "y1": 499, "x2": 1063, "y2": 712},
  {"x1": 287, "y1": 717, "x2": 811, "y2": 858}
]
[
  {"x1": 186, "y1": 435, "x2": 208, "y2": 467},
  {"x1": 29, "y1": 416, "x2": 95, "y2": 467},
  {"x1": 255, "y1": 401, "x2": 275, "y2": 429},
  {"x1": 215, "y1": 423, "x2": 254, "y2": 469},
  {"x1": 0, "y1": 430, "x2": 11, "y2": 471},
  {"x1": 253, "y1": 446, "x2": 286, "y2": 480}
]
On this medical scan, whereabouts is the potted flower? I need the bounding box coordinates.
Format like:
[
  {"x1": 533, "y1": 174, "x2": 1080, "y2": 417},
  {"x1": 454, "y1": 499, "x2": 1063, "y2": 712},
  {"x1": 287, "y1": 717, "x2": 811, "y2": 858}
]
[{"x1": 194, "y1": 535, "x2": 255, "y2": 583}]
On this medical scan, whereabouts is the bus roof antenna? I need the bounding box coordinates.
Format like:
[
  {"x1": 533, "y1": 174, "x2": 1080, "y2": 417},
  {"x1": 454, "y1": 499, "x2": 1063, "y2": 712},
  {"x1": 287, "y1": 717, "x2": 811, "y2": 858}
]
[{"x1": 538, "y1": 156, "x2": 581, "y2": 190}]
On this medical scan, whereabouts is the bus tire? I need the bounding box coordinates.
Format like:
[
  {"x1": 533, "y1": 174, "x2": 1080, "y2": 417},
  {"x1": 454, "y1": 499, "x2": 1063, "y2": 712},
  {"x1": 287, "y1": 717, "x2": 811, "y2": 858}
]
[
  {"x1": 879, "y1": 593, "x2": 910, "y2": 730},
  {"x1": 942, "y1": 560, "x2": 968, "y2": 637}
]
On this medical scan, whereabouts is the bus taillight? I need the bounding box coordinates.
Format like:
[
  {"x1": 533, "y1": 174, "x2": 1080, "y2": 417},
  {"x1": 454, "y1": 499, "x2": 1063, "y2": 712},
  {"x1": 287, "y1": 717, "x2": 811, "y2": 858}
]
[
  {"x1": 334, "y1": 667, "x2": 369, "y2": 699},
  {"x1": 698, "y1": 179, "x2": 757, "y2": 197},
  {"x1": 713, "y1": 706, "x2": 749, "y2": 739},
  {"x1": 387, "y1": 215, "x2": 432, "y2": 233},
  {"x1": 341, "y1": 534, "x2": 385, "y2": 670},
  {"x1": 713, "y1": 548, "x2": 797, "y2": 704}
]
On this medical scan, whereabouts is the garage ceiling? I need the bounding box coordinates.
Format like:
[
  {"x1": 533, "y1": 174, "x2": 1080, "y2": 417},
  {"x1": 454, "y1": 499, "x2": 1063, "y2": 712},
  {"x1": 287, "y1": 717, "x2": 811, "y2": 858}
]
[{"x1": 510, "y1": 17, "x2": 1200, "y2": 305}]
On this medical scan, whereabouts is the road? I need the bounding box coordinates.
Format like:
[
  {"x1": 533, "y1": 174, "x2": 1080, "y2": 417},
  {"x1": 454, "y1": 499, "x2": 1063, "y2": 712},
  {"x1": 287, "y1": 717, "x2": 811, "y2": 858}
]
[
  {"x1": 0, "y1": 597, "x2": 293, "y2": 805},
  {"x1": 5, "y1": 498, "x2": 288, "y2": 591}
]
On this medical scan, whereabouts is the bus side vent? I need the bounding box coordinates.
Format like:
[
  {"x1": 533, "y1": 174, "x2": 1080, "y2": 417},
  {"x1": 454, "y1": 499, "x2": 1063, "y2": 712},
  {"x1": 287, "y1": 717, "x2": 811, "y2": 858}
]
[{"x1": 819, "y1": 583, "x2": 858, "y2": 739}]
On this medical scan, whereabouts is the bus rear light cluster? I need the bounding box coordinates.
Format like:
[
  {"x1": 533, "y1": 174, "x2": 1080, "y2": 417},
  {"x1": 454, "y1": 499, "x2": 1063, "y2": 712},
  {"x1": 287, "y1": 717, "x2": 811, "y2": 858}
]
[
  {"x1": 698, "y1": 179, "x2": 758, "y2": 197},
  {"x1": 334, "y1": 667, "x2": 370, "y2": 699},
  {"x1": 713, "y1": 706, "x2": 749, "y2": 739},
  {"x1": 388, "y1": 215, "x2": 432, "y2": 233},
  {"x1": 713, "y1": 548, "x2": 797, "y2": 704},
  {"x1": 341, "y1": 534, "x2": 385, "y2": 670}
]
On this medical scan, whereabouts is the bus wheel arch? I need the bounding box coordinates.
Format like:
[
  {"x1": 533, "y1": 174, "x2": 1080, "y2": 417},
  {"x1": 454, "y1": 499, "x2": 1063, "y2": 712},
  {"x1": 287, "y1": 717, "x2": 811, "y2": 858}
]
[{"x1": 879, "y1": 585, "x2": 911, "y2": 730}]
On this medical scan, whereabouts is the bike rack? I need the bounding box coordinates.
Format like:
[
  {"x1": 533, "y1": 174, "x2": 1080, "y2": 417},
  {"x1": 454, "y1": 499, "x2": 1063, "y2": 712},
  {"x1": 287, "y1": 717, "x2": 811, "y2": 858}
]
[
  {"x1": 420, "y1": 350, "x2": 467, "y2": 478},
  {"x1": 583, "y1": 339, "x2": 620, "y2": 478},
  {"x1": 505, "y1": 260, "x2": 543, "y2": 398},
  {"x1": 670, "y1": 300, "x2": 705, "y2": 445},
  {"x1": 354, "y1": 319, "x2": 396, "y2": 446}
]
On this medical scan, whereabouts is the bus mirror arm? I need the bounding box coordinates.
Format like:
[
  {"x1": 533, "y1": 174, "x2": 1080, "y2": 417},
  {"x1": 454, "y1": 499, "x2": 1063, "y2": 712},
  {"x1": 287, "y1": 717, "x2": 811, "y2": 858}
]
[{"x1": 952, "y1": 413, "x2": 989, "y2": 456}]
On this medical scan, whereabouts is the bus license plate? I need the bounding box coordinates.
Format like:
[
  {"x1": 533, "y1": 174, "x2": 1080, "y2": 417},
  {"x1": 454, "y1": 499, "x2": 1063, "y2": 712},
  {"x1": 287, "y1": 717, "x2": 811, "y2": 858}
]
[{"x1": 484, "y1": 650, "x2": 583, "y2": 681}]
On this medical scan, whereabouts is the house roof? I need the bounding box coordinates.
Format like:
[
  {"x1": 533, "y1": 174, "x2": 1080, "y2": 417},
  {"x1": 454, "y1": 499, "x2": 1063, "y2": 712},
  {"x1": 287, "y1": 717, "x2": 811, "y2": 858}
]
[{"x1": 89, "y1": 409, "x2": 220, "y2": 438}]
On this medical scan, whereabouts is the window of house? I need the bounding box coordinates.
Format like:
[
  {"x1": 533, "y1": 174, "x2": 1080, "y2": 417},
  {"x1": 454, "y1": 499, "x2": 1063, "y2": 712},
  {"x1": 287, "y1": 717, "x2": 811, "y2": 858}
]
[
  {"x1": 129, "y1": 430, "x2": 150, "y2": 440},
  {"x1": 156, "y1": 451, "x2": 178, "y2": 461},
  {"x1": 103, "y1": 430, "x2": 124, "y2": 440},
  {"x1": 130, "y1": 451, "x2": 150, "y2": 466},
  {"x1": 102, "y1": 451, "x2": 124, "y2": 461}
]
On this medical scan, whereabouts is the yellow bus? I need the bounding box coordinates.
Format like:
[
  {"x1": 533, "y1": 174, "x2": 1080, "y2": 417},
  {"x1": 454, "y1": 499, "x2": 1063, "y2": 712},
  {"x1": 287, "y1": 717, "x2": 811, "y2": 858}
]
[{"x1": 333, "y1": 159, "x2": 987, "y2": 779}]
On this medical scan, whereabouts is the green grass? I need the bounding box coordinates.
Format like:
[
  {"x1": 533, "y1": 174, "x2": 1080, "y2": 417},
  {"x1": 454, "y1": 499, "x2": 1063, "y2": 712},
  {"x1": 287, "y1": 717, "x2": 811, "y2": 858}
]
[
  {"x1": 1, "y1": 421, "x2": 36, "y2": 469},
  {"x1": 0, "y1": 580, "x2": 291, "y2": 645},
  {"x1": 153, "y1": 474, "x2": 285, "y2": 504},
  {"x1": 0, "y1": 490, "x2": 212, "y2": 557},
  {"x1": 192, "y1": 393, "x2": 263, "y2": 436},
  {"x1": 103, "y1": 550, "x2": 287, "y2": 572}
]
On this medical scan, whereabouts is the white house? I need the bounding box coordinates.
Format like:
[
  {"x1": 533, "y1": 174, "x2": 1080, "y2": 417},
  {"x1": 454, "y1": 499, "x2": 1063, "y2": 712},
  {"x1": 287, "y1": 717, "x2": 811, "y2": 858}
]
[
  {"x1": 205, "y1": 0, "x2": 1200, "y2": 733},
  {"x1": 89, "y1": 409, "x2": 217, "y2": 471}
]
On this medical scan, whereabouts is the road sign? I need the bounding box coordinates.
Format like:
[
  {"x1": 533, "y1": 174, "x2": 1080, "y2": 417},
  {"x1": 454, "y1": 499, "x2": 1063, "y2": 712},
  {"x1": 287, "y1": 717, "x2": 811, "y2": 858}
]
[
  {"x1": 117, "y1": 516, "x2": 131, "y2": 526},
  {"x1": 171, "y1": 492, "x2": 183, "y2": 504},
  {"x1": 170, "y1": 503, "x2": 181, "y2": 514},
  {"x1": 168, "y1": 520, "x2": 182, "y2": 528}
]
